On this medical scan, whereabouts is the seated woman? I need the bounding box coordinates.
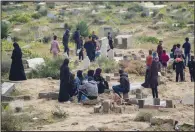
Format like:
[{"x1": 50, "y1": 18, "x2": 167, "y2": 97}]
[
  {"x1": 74, "y1": 70, "x2": 84, "y2": 95},
  {"x1": 94, "y1": 68, "x2": 109, "y2": 94}
]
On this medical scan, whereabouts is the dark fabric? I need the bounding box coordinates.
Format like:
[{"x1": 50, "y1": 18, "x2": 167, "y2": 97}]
[
  {"x1": 64, "y1": 44, "x2": 69, "y2": 56},
  {"x1": 94, "y1": 68, "x2": 102, "y2": 76},
  {"x1": 173, "y1": 59, "x2": 185, "y2": 73},
  {"x1": 157, "y1": 45, "x2": 163, "y2": 61},
  {"x1": 92, "y1": 34, "x2": 98, "y2": 41},
  {"x1": 162, "y1": 62, "x2": 167, "y2": 67},
  {"x1": 94, "y1": 75, "x2": 109, "y2": 94},
  {"x1": 73, "y1": 30, "x2": 80, "y2": 41},
  {"x1": 142, "y1": 68, "x2": 151, "y2": 88},
  {"x1": 84, "y1": 41, "x2": 96, "y2": 62},
  {"x1": 108, "y1": 35, "x2": 114, "y2": 49},
  {"x1": 112, "y1": 85, "x2": 126, "y2": 98},
  {"x1": 79, "y1": 51, "x2": 84, "y2": 60},
  {"x1": 58, "y1": 63, "x2": 74, "y2": 102},
  {"x1": 119, "y1": 73, "x2": 130, "y2": 93},
  {"x1": 77, "y1": 70, "x2": 84, "y2": 83},
  {"x1": 171, "y1": 47, "x2": 176, "y2": 53},
  {"x1": 78, "y1": 90, "x2": 97, "y2": 102},
  {"x1": 148, "y1": 60, "x2": 161, "y2": 87},
  {"x1": 9, "y1": 42, "x2": 26, "y2": 81},
  {"x1": 151, "y1": 84, "x2": 158, "y2": 98},
  {"x1": 63, "y1": 31, "x2": 70, "y2": 55},
  {"x1": 176, "y1": 71, "x2": 184, "y2": 82},
  {"x1": 182, "y1": 42, "x2": 191, "y2": 54},
  {"x1": 188, "y1": 60, "x2": 195, "y2": 82}
]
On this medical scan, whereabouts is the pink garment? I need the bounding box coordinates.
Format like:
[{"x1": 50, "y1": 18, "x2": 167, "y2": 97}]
[{"x1": 50, "y1": 40, "x2": 60, "y2": 55}]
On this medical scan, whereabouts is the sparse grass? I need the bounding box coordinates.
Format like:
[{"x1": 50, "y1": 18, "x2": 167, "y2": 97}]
[
  {"x1": 52, "y1": 105, "x2": 68, "y2": 119},
  {"x1": 97, "y1": 57, "x2": 119, "y2": 73},
  {"x1": 136, "y1": 36, "x2": 159, "y2": 44}
]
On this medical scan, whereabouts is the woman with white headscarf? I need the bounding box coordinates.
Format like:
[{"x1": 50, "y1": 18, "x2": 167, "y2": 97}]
[{"x1": 148, "y1": 56, "x2": 161, "y2": 98}]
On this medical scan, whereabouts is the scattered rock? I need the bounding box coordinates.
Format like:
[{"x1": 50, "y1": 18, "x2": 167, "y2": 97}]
[
  {"x1": 86, "y1": 126, "x2": 99, "y2": 131},
  {"x1": 106, "y1": 76, "x2": 111, "y2": 82},
  {"x1": 71, "y1": 122, "x2": 79, "y2": 125},
  {"x1": 15, "y1": 107, "x2": 22, "y2": 113},
  {"x1": 47, "y1": 77, "x2": 53, "y2": 80},
  {"x1": 150, "y1": 116, "x2": 174, "y2": 125}
]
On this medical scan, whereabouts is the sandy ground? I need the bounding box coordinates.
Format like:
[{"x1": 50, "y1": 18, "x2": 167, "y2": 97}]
[{"x1": 9, "y1": 69, "x2": 194, "y2": 131}]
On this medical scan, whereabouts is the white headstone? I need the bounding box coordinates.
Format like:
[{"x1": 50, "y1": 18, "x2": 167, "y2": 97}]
[
  {"x1": 99, "y1": 37, "x2": 108, "y2": 57},
  {"x1": 108, "y1": 49, "x2": 114, "y2": 59},
  {"x1": 1, "y1": 82, "x2": 15, "y2": 96},
  {"x1": 27, "y1": 58, "x2": 45, "y2": 70},
  {"x1": 7, "y1": 36, "x2": 12, "y2": 42},
  {"x1": 83, "y1": 56, "x2": 90, "y2": 69}
]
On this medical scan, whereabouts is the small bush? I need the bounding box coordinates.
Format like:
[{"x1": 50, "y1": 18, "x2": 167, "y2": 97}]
[
  {"x1": 2, "y1": 111, "x2": 23, "y2": 131},
  {"x1": 1, "y1": 21, "x2": 10, "y2": 39},
  {"x1": 124, "y1": 12, "x2": 136, "y2": 19},
  {"x1": 36, "y1": 5, "x2": 41, "y2": 11},
  {"x1": 75, "y1": 21, "x2": 89, "y2": 37},
  {"x1": 134, "y1": 111, "x2": 153, "y2": 122},
  {"x1": 31, "y1": 12, "x2": 42, "y2": 19},
  {"x1": 141, "y1": 12, "x2": 147, "y2": 17},
  {"x1": 97, "y1": 57, "x2": 119, "y2": 73},
  {"x1": 47, "y1": 3, "x2": 55, "y2": 9},
  {"x1": 106, "y1": 5, "x2": 112, "y2": 9},
  {"x1": 52, "y1": 106, "x2": 68, "y2": 119},
  {"x1": 137, "y1": 36, "x2": 159, "y2": 44},
  {"x1": 42, "y1": 36, "x2": 51, "y2": 43},
  {"x1": 9, "y1": 13, "x2": 31, "y2": 23},
  {"x1": 38, "y1": 7, "x2": 48, "y2": 16},
  {"x1": 127, "y1": 4, "x2": 143, "y2": 12}
]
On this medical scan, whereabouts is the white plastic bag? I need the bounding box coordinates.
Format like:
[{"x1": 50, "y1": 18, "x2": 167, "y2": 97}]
[{"x1": 77, "y1": 49, "x2": 81, "y2": 54}]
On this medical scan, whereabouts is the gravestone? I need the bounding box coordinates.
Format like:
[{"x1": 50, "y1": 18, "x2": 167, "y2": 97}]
[
  {"x1": 166, "y1": 100, "x2": 173, "y2": 108},
  {"x1": 98, "y1": 26, "x2": 113, "y2": 38},
  {"x1": 108, "y1": 49, "x2": 114, "y2": 59},
  {"x1": 1, "y1": 82, "x2": 15, "y2": 96},
  {"x1": 153, "y1": 98, "x2": 160, "y2": 105},
  {"x1": 102, "y1": 100, "x2": 111, "y2": 113},
  {"x1": 27, "y1": 58, "x2": 45, "y2": 70},
  {"x1": 114, "y1": 35, "x2": 133, "y2": 49},
  {"x1": 138, "y1": 99, "x2": 145, "y2": 108},
  {"x1": 99, "y1": 37, "x2": 109, "y2": 57},
  {"x1": 7, "y1": 36, "x2": 12, "y2": 42},
  {"x1": 83, "y1": 56, "x2": 90, "y2": 69}
]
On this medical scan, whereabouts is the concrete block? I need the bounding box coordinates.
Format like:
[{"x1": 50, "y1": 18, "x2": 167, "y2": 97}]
[
  {"x1": 136, "y1": 93, "x2": 142, "y2": 99},
  {"x1": 2, "y1": 96, "x2": 15, "y2": 101},
  {"x1": 106, "y1": 76, "x2": 111, "y2": 82},
  {"x1": 166, "y1": 100, "x2": 173, "y2": 108},
  {"x1": 138, "y1": 99, "x2": 145, "y2": 108},
  {"x1": 153, "y1": 98, "x2": 160, "y2": 105},
  {"x1": 113, "y1": 106, "x2": 123, "y2": 113},
  {"x1": 2, "y1": 82, "x2": 16, "y2": 96},
  {"x1": 123, "y1": 93, "x2": 129, "y2": 100},
  {"x1": 143, "y1": 105, "x2": 165, "y2": 109},
  {"x1": 114, "y1": 73, "x2": 119, "y2": 77},
  {"x1": 48, "y1": 92, "x2": 59, "y2": 100},
  {"x1": 16, "y1": 95, "x2": 31, "y2": 100},
  {"x1": 102, "y1": 100, "x2": 111, "y2": 113},
  {"x1": 136, "y1": 89, "x2": 142, "y2": 94},
  {"x1": 38, "y1": 92, "x2": 49, "y2": 99},
  {"x1": 94, "y1": 105, "x2": 101, "y2": 113}
]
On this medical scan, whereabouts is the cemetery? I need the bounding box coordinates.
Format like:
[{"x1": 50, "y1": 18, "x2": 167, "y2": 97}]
[{"x1": 1, "y1": 1, "x2": 195, "y2": 131}]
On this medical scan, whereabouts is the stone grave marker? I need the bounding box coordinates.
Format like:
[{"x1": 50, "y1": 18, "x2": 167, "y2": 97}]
[{"x1": 1, "y1": 82, "x2": 15, "y2": 96}]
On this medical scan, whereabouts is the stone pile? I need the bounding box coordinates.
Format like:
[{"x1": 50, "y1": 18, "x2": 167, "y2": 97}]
[{"x1": 93, "y1": 100, "x2": 124, "y2": 114}]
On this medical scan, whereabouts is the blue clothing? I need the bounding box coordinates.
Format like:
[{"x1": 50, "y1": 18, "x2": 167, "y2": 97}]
[
  {"x1": 184, "y1": 52, "x2": 191, "y2": 66},
  {"x1": 112, "y1": 85, "x2": 126, "y2": 98},
  {"x1": 182, "y1": 42, "x2": 191, "y2": 54}
]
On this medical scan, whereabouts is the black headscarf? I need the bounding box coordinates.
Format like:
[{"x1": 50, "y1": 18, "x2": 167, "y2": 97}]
[
  {"x1": 77, "y1": 70, "x2": 83, "y2": 81},
  {"x1": 94, "y1": 68, "x2": 102, "y2": 76},
  {"x1": 88, "y1": 70, "x2": 94, "y2": 77},
  {"x1": 12, "y1": 42, "x2": 22, "y2": 60},
  {"x1": 61, "y1": 58, "x2": 69, "y2": 69}
]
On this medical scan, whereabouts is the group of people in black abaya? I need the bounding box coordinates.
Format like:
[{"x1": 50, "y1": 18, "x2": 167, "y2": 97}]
[{"x1": 58, "y1": 60, "x2": 110, "y2": 102}]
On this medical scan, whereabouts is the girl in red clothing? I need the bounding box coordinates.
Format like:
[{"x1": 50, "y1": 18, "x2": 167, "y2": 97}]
[{"x1": 161, "y1": 50, "x2": 170, "y2": 74}]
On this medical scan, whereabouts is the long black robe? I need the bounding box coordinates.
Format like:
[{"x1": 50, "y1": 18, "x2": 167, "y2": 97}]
[
  {"x1": 58, "y1": 64, "x2": 74, "y2": 102},
  {"x1": 84, "y1": 41, "x2": 95, "y2": 62},
  {"x1": 9, "y1": 43, "x2": 26, "y2": 81}
]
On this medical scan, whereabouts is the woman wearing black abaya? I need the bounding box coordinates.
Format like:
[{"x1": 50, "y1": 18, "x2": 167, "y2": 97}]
[
  {"x1": 58, "y1": 58, "x2": 74, "y2": 102},
  {"x1": 94, "y1": 68, "x2": 109, "y2": 94},
  {"x1": 9, "y1": 42, "x2": 26, "y2": 81}
]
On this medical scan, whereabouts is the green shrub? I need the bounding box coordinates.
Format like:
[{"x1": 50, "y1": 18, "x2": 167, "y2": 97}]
[
  {"x1": 31, "y1": 12, "x2": 42, "y2": 19},
  {"x1": 9, "y1": 13, "x2": 31, "y2": 23},
  {"x1": 137, "y1": 36, "x2": 159, "y2": 44},
  {"x1": 127, "y1": 4, "x2": 143, "y2": 12},
  {"x1": 97, "y1": 57, "x2": 119, "y2": 73},
  {"x1": 38, "y1": 7, "x2": 48, "y2": 16},
  {"x1": 106, "y1": 5, "x2": 112, "y2": 9},
  {"x1": 27, "y1": 57, "x2": 75, "y2": 79},
  {"x1": 36, "y1": 4, "x2": 41, "y2": 11},
  {"x1": 1, "y1": 21, "x2": 10, "y2": 39},
  {"x1": 75, "y1": 21, "x2": 89, "y2": 37},
  {"x1": 124, "y1": 12, "x2": 136, "y2": 19},
  {"x1": 134, "y1": 111, "x2": 153, "y2": 122},
  {"x1": 141, "y1": 12, "x2": 147, "y2": 17},
  {"x1": 47, "y1": 3, "x2": 55, "y2": 9},
  {"x1": 42, "y1": 36, "x2": 51, "y2": 43},
  {"x1": 2, "y1": 111, "x2": 23, "y2": 131}
]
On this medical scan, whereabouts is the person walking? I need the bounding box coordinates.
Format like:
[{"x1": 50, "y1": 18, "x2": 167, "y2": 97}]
[
  {"x1": 50, "y1": 35, "x2": 60, "y2": 58},
  {"x1": 63, "y1": 29, "x2": 70, "y2": 56},
  {"x1": 157, "y1": 40, "x2": 163, "y2": 63},
  {"x1": 79, "y1": 36, "x2": 84, "y2": 61},
  {"x1": 107, "y1": 32, "x2": 114, "y2": 52},
  {"x1": 84, "y1": 36, "x2": 96, "y2": 62},
  {"x1": 148, "y1": 57, "x2": 161, "y2": 98},
  {"x1": 9, "y1": 42, "x2": 27, "y2": 81},
  {"x1": 182, "y1": 37, "x2": 191, "y2": 66},
  {"x1": 73, "y1": 28, "x2": 80, "y2": 56},
  {"x1": 188, "y1": 56, "x2": 195, "y2": 82},
  {"x1": 161, "y1": 50, "x2": 170, "y2": 74}
]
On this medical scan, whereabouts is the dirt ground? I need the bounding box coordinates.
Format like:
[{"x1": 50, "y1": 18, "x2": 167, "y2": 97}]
[{"x1": 10, "y1": 68, "x2": 194, "y2": 131}]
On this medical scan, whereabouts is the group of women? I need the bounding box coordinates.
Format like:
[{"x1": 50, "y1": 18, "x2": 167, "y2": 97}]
[{"x1": 58, "y1": 58, "x2": 109, "y2": 102}]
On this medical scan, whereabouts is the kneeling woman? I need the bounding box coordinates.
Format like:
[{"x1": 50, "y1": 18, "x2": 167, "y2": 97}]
[{"x1": 94, "y1": 68, "x2": 109, "y2": 94}]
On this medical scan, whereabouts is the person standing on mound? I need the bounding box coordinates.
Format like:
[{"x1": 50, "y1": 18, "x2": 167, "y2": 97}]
[{"x1": 9, "y1": 42, "x2": 27, "y2": 81}]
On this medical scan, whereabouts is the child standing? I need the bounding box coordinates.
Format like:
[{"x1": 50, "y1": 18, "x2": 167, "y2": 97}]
[
  {"x1": 50, "y1": 35, "x2": 60, "y2": 58},
  {"x1": 161, "y1": 50, "x2": 170, "y2": 74}
]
